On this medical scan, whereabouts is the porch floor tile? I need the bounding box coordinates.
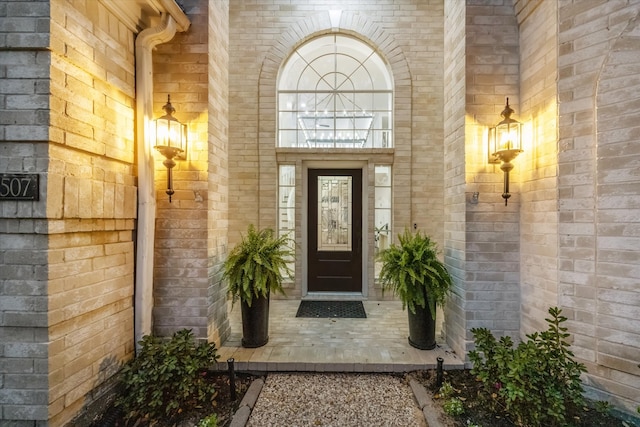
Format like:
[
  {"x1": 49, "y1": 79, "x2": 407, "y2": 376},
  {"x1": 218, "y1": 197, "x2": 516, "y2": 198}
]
[{"x1": 215, "y1": 300, "x2": 464, "y2": 373}]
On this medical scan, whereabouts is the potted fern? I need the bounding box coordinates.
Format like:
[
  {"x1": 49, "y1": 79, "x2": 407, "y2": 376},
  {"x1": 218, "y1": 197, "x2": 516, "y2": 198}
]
[
  {"x1": 377, "y1": 229, "x2": 452, "y2": 349},
  {"x1": 222, "y1": 224, "x2": 292, "y2": 347}
]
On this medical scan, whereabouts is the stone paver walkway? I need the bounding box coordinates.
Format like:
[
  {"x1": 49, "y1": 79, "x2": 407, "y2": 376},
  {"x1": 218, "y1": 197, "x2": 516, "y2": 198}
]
[{"x1": 215, "y1": 299, "x2": 463, "y2": 373}]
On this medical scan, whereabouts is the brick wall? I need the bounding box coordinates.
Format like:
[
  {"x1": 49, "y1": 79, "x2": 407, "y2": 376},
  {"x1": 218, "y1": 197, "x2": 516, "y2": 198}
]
[
  {"x1": 558, "y1": 0, "x2": 640, "y2": 414},
  {"x1": 444, "y1": 0, "x2": 522, "y2": 357},
  {"x1": 0, "y1": 0, "x2": 51, "y2": 425},
  {"x1": 229, "y1": 0, "x2": 445, "y2": 298},
  {"x1": 152, "y1": 0, "x2": 230, "y2": 345},
  {"x1": 46, "y1": 1, "x2": 137, "y2": 425},
  {"x1": 442, "y1": 0, "x2": 467, "y2": 358},
  {"x1": 1, "y1": 0, "x2": 138, "y2": 424},
  {"x1": 516, "y1": 0, "x2": 560, "y2": 335},
  {"x1": 205, "y1": 0, "x2": 230, "y2": 347}
]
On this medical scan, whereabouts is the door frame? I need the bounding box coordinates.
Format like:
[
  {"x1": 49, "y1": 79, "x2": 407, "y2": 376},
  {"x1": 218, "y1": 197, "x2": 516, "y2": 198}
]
[{"x1": 302, "y1": 161, "x2": 369, "y2": 298}]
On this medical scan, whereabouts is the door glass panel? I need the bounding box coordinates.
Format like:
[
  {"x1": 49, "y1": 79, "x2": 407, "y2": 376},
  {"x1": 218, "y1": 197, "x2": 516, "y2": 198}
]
[{"x1": 317, "y1": 175, "x2": 352, "y2": 251}]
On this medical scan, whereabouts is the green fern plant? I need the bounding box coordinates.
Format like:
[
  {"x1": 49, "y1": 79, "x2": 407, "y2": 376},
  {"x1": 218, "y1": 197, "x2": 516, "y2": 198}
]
[
  {"x1": 222, "y1": 224, "x2": 293, "y2": 306},
  {"x1": 377, "y1": 229, "x2": 452, "y2": 316}
]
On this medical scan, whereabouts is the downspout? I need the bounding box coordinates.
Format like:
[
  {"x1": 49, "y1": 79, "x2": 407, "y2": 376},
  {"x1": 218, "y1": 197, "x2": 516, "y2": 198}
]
[{"x1": 134, "y1": 4, "x2": 189, "y2": 348}]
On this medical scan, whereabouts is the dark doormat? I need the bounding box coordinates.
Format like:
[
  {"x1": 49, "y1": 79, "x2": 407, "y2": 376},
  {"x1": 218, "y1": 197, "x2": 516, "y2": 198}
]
[{"x1": 295, "y1": 300, "x2": 366, "y2": 318}]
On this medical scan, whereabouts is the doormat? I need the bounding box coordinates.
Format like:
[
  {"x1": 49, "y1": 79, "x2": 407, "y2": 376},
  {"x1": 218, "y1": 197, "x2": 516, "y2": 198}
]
[{"x1": 295, "y1": 300, "x2": 366, "y2": 318}]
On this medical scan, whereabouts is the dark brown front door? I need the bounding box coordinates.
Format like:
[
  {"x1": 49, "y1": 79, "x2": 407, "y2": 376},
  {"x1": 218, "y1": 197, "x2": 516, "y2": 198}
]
[{"x1": 308, "y1": 169, "x2": 362, "y2": 293}]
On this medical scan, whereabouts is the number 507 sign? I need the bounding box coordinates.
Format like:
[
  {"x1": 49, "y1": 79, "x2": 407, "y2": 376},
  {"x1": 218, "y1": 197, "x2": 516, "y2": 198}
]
[{"x1": 0, "y1": 174, "x2": 39, "y2": 201}]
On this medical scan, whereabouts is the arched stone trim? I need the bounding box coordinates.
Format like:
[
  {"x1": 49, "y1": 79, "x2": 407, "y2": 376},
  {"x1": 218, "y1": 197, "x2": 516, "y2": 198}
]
[{"x1": 256, "y1": 10, "x2": 413, "y2": 231}]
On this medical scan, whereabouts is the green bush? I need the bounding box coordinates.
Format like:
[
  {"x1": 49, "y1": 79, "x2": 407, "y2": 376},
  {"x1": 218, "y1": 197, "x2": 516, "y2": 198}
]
[
  {"x1": 116, "y1": 329, "x2": 220, "y2": 423},
  {"x1": 469, "y1": 307, "x2": 587, "y2": 426}
]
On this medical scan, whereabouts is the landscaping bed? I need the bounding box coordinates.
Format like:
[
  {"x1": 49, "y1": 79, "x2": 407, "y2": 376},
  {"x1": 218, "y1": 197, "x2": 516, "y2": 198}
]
[
  {"x1": 90, "y1": 371, "x2": 259, "y2": 427},
  {"x1": 412, "y1": 369, "x2": 629, "y2": 427}
]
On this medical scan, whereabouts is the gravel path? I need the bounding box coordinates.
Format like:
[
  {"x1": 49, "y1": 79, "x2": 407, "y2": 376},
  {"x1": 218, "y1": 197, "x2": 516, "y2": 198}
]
[{"x1": 246, "y1": 373, "x2": 427, "y2": 427}]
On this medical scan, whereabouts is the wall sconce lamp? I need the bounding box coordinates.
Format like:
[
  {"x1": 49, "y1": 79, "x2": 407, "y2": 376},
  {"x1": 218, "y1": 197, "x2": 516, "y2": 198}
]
[
  {"x1": 154, "y1": 95, "x2": 187, "y2": 202},
  {"x1": 488, "y1": 98, "x2": 522, "y2": 205}
]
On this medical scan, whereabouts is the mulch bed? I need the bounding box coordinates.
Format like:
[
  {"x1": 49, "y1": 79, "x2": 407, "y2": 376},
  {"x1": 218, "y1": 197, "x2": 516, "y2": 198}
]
[
  {"x1": 89, "y1": 371, "x2": 260, "y2": 427},
  {"x1": 411, "y1": 369, "x2": 627, "y2": 427}
]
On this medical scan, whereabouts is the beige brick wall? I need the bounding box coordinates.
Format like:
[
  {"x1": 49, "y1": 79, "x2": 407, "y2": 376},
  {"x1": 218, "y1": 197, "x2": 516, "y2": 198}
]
[
  {"x1": 46, "y1": 1, "x2": 137, "y2": 425},
  {"x1": 442, "y1": 0, "x2": 467, "y2": 358},
  {"x1": 444, "y1": 0, "x2": 522, "y2": 357},
  {"x1": 517, "y1": 0, "x2": 559, "y2": 336},
  {"x1": 229, "y1": 0, "x2": 445, "y2": 298},
  {"x1": 1, "y1": 0, "x2": 138, "y2": 424},
  {"x1": 152, "y1": 0, "x2": 230, "y2": 345},
  {"x1": 558, "y1": 0, "x2": 640, "y2": 414},
  {"x1": 206, "y1": 0, "x2": 230, "y2": 347}
]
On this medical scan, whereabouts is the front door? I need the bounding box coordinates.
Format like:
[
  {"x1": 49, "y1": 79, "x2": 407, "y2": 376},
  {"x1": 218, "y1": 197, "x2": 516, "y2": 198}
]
[{"x1": 308, "y1": 169, "x2": 362, "y2": 293}]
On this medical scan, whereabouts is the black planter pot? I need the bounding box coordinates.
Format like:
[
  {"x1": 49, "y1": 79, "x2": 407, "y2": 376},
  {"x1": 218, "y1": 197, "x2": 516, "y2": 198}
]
[
  {"x1": 407, "y1": 303, "x2": 436, "y2": 350},
  {"x1": 240, "y1": 293, "x2": 270, "y2": 348}
]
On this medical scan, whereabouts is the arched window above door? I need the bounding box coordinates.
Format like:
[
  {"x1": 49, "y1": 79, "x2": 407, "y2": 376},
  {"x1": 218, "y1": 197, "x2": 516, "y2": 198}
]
[{"x1": 278, "y1": 34, "x2": 394, "y2": 148}]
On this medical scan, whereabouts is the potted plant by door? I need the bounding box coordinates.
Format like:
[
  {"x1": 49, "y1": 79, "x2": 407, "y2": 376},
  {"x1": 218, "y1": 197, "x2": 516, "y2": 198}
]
[
  {"x1": 377, "y1": 229, "x2": 452, "y2": 350},
  {"x1": 222, "y1": 224, "x2": 292, "y2": 348}
]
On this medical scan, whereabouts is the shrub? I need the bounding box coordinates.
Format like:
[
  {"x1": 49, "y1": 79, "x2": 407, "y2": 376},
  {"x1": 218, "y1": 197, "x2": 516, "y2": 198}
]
[
  {"x1": 116, "y1": 329, "x2": 220, "y2": 423},
  {"x1": 469, "y1": 307, "x2": 587, "y2": 426}
]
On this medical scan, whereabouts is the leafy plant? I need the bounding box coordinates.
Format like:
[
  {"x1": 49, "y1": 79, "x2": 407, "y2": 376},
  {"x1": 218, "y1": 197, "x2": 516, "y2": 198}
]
[
  {"x1": 222, "y1": 224, "x2": 293, "y2": 306},
  {"x1": 116, "y1": 329, "x2": 220, "y2": 423},
  {"x1": 377, "y1": 229, "x2": 452, "y2": 316},
  {"x1": 469, "y1": 307, "x2": 587, "y2": 426},
  {"x1": 197, "y1": 414, "x2": 219, "y2": 427},
  {"x1": 443, "y1": 398, "x2": 465, "y2": 416},
  {"x1": 438, "y1": 381, "x2": 456, "y2": 399},
  {"x1": 594, "y1": 400, "x2": 611, "y2": 415}
]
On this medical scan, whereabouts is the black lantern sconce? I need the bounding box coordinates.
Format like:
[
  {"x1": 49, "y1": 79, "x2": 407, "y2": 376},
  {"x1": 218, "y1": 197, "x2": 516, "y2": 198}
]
[
  {"x1": 154, "y1": 95, "x2": 187, "y2": 202},
  {"x1": 488, "y1": 98, "x2": 522, "y2": 205}
]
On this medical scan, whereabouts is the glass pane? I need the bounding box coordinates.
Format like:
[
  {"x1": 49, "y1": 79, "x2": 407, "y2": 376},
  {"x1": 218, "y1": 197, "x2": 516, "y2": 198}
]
[
  {"x1": 277, "y1": 34, "x2": 393, "y2": 148},
  {"x1": 375, "y1": 165, "x2": 391, "y2": 186},
  {"x1": 278, "y1": 165, "x2": 296, "y2": 279},
  {"x1": 279, "y1": 130, "x2": 300, "y2": 147},
  {"x1": 317, "y1": 176, "x2": 352, "y2": 251},
  {"x1": 375, "y1": 187, "x2": 391, "y2": 209},
  {"x1": 374, "y1": 164, "x2": 392, "y2": 276}
]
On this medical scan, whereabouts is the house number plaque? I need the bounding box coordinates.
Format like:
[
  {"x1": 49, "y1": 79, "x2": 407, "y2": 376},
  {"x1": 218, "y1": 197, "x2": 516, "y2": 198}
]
[{"x1": 0, "y1": 174, "x2": 39, "y2": 201}]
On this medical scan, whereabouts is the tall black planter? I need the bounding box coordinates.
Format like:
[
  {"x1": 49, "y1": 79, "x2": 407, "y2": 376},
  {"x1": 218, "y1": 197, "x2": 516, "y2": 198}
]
[
  {"x1": 407, "y1": 303, "x2": 436, "y2": 350},
  {"x1": 240, "y1": 293, "x2": 270, "y2": 348}
]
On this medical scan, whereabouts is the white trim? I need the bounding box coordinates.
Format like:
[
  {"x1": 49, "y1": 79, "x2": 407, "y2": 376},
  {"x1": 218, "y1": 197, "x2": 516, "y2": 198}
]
[{"x1": 101, "y1": 0, "x2": 189, "y2": 33}]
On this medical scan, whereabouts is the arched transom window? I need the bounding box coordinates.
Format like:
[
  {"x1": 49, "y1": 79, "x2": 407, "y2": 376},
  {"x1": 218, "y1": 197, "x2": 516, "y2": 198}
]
[{"x1": 278, "y1": 34, "x2": 393, "y2": 148}]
